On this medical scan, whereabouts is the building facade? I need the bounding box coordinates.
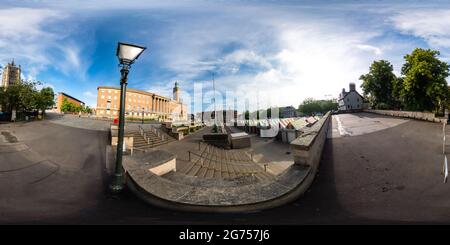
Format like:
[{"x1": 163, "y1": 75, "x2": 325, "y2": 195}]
[
  {"x1": 56, "y1": 92, "x2": 85, "y2": 113},
  {"x1": 338, "y1": 83, "x2": 364, "y2": 112},
  {"x1": 95, "y1": 82, "x2": 187, "y2": 121},
  {"x1": 1, "y1": 60, "x2": 21, "y2": 88},
  {"x1": 279, "y1": 106, "x2": 300, "y2": 118},
  {"x1": 196, "y1": 110, "x2": 237, "y2": 124}
]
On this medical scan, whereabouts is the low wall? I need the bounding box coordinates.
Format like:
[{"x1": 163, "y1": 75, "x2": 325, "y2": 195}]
[
  {"x1": 290, "y1": 111, "x2": 331, "y2": 170},
  {"x1": 365, "y1": 109, "x2": 447, "y2": 123}
]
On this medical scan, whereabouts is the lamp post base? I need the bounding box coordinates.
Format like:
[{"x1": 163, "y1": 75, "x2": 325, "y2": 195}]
[{"x1": 109, "y1": 173, "x2": 125, "y2": 194}]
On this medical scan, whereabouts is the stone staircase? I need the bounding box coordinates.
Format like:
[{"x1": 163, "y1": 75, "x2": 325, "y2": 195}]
[
  {"x1": 179, "y1": 143, "x2": 274, "y2": 182},
  {"x1": 130, "y1": 127, "x2": 175, "y2": 152}
]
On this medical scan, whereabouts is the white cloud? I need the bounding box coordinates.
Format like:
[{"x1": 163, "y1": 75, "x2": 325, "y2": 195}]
[
  {"x1": 83, "y1": 91, "x2": 96, "y2": 98},
  {"x1": 356, "y1": 44, "x2": 382, "y2": 55},
  {"x1": 391, "y1": 9, "x2": 450, "y2": 48},
  {"x1": 0, "y1": 7, "x2": 90, "y2": 81}
]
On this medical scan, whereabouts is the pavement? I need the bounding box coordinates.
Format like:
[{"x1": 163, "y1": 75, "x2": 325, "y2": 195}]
[
  {"x1": 329, "y1": 112, "x2": 409, "y2": 138},
  {"x1": 1, "y1": 112, "x2": 450, "y2": 224}
]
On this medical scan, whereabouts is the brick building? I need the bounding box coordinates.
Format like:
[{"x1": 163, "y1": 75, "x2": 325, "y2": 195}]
[
  {"x1": 56, "y1": 92, "x2": 85, "y2": 113},
  {"x1": 95, "y1": 82, "x2": 187, "y2": 121}
]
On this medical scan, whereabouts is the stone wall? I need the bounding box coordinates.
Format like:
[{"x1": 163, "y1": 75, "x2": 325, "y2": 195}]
[
  {"x1": 364, "y1": 109, "x2": 447, "y2": 123},
  {"x1": 290, "y1": 111, "x2": 331, "y2": 167}
]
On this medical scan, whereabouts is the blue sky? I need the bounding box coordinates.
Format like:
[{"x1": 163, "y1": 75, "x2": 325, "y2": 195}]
[{"x1": 1, "y1": 0, "x2": 450, "y2": 112}]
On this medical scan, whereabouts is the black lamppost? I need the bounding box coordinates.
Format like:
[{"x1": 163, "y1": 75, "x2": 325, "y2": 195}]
[
  {"x1": 142, "y1": 107, "x2": 145, "y2": 124},
  {"x1": 109, "y1": 42, "x2": 146, "y2": 194}
]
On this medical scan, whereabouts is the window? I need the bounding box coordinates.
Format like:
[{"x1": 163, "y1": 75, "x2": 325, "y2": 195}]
[{"x1": 357, "y1": 98, "x2": 359, "y2": 102}]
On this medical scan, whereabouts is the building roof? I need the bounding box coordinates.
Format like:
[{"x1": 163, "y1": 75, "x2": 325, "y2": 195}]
[
  {"x1": 59, "y1": 92, "x2": 85, "y2": 104},
  {"x1": 97, "y1": 86, "x2": 171, "y2": 101},
  {"x1": 338, "y1": 90, "x2": 364, "y2": 101}
]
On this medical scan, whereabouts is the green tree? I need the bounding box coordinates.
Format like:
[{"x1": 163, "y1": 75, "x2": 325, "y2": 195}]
[
  {"x1": 401, "y1": 48, "x2": 450, "y2": 112},
  {"x1": 359, "y1": 60, "x2": 397, "y2": 109},
  {"x1": 298, "y1": 98, "x2": 338, "y2": 115},
  {"x1": 60, "y1": 98, "x2": 75, "y2": 113},
  {"x1": 2, "y1": 79, "x2": 38, "y2": 113},
  {"x1": 391, "y1": 77, "x2": 404, "y2": 110},
  {"x1": 34, "y1": 87, "x2": 55, "y2": 119}
]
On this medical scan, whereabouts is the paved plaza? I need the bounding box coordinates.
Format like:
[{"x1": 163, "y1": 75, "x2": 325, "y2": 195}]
[{"x1": 1, "y1": 113, "x2": 450, "y2": 224}]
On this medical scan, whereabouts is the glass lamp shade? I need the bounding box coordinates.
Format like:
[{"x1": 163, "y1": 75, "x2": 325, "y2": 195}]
[{"x1": 116, "y1": 42, "x2": 146, "y2": 65}]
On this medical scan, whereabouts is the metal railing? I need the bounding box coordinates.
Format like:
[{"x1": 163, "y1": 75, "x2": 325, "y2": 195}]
[{"x1": 150, "y1": 125, "x2": 166, "y2": 141}]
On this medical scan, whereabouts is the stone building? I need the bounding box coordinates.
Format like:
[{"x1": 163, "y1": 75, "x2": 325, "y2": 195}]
[
  {"x1": 338, "y1": 83, "x2": 364, "y2": 112},
  {"x1": 1, "y1": 60, "x2": 21, "y2": 88},
  {"x1": 95, "y1": 82, "x2": 187, "y2": 121}
]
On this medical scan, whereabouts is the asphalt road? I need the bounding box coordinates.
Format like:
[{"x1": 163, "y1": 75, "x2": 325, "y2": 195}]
[{"x1": 1, "y1": 112, "x2": 449, "y2": 224}]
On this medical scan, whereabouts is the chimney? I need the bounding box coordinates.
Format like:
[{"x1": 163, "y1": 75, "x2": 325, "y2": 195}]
[{"x1": 349, "y1": 83, "x2": 356, "y2": 91}]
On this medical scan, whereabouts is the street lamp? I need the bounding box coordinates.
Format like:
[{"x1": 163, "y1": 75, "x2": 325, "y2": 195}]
[
  {"x1": 142, "y1": 107, "x2": 144, "y2": 124},
  {"x1": 109, "y1": 42, "x2": 146, "y2": 194}
]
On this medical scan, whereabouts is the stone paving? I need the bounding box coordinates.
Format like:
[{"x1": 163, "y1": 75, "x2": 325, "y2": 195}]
[{"x1": 47, "y1": 113, "x2": 111, "y2": 131}]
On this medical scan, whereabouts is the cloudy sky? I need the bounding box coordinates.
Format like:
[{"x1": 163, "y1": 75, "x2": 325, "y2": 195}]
[{"x1": 1, "y1": 0, "x2": 450, "y2": 112}]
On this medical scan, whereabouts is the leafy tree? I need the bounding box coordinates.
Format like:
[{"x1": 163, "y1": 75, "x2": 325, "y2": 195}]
[
  {"x1": 60, "y1": 98, "x2": 75, "y2": 113},
  {"x1": 298, "y1": 98, "x2": 338, "y2": 115},
  {"x1": 391, "y1": 77, "x2": 404, "y2": 110},
  {"x1": 34, "y1": 87, "x2": 55, "y2": 118},
  {"x1": 2, "y1": 79, "x2": 38, "y2": 113},
  {"x1": 359, "y1": 60, "x2": 397, "y2": 109},
  {"x1": 401, "y1": 48, "x2": 449, "y2": 112}
]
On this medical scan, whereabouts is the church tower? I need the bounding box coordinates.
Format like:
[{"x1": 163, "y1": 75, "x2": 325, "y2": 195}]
[
  {"x1": 173, "y1": 81, "x2": 180, "y2": 102},
  {"x1": 1, "y1": 59, "x2": 21, "y2": 88}
]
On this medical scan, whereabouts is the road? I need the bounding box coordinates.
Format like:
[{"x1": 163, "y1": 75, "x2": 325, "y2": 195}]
[{"x1": 1, "y1": 112, "x2": 449, "y2": 224}]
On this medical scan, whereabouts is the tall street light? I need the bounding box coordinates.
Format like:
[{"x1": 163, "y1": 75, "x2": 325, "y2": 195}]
[{"x1": 109, "y1": 42, "x2": 146, "y2": 194}]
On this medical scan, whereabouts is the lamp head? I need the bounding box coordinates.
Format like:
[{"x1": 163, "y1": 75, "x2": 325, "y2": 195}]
[{"x1": 116, "y1": 42, "x2": 146, "y2": 65}]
